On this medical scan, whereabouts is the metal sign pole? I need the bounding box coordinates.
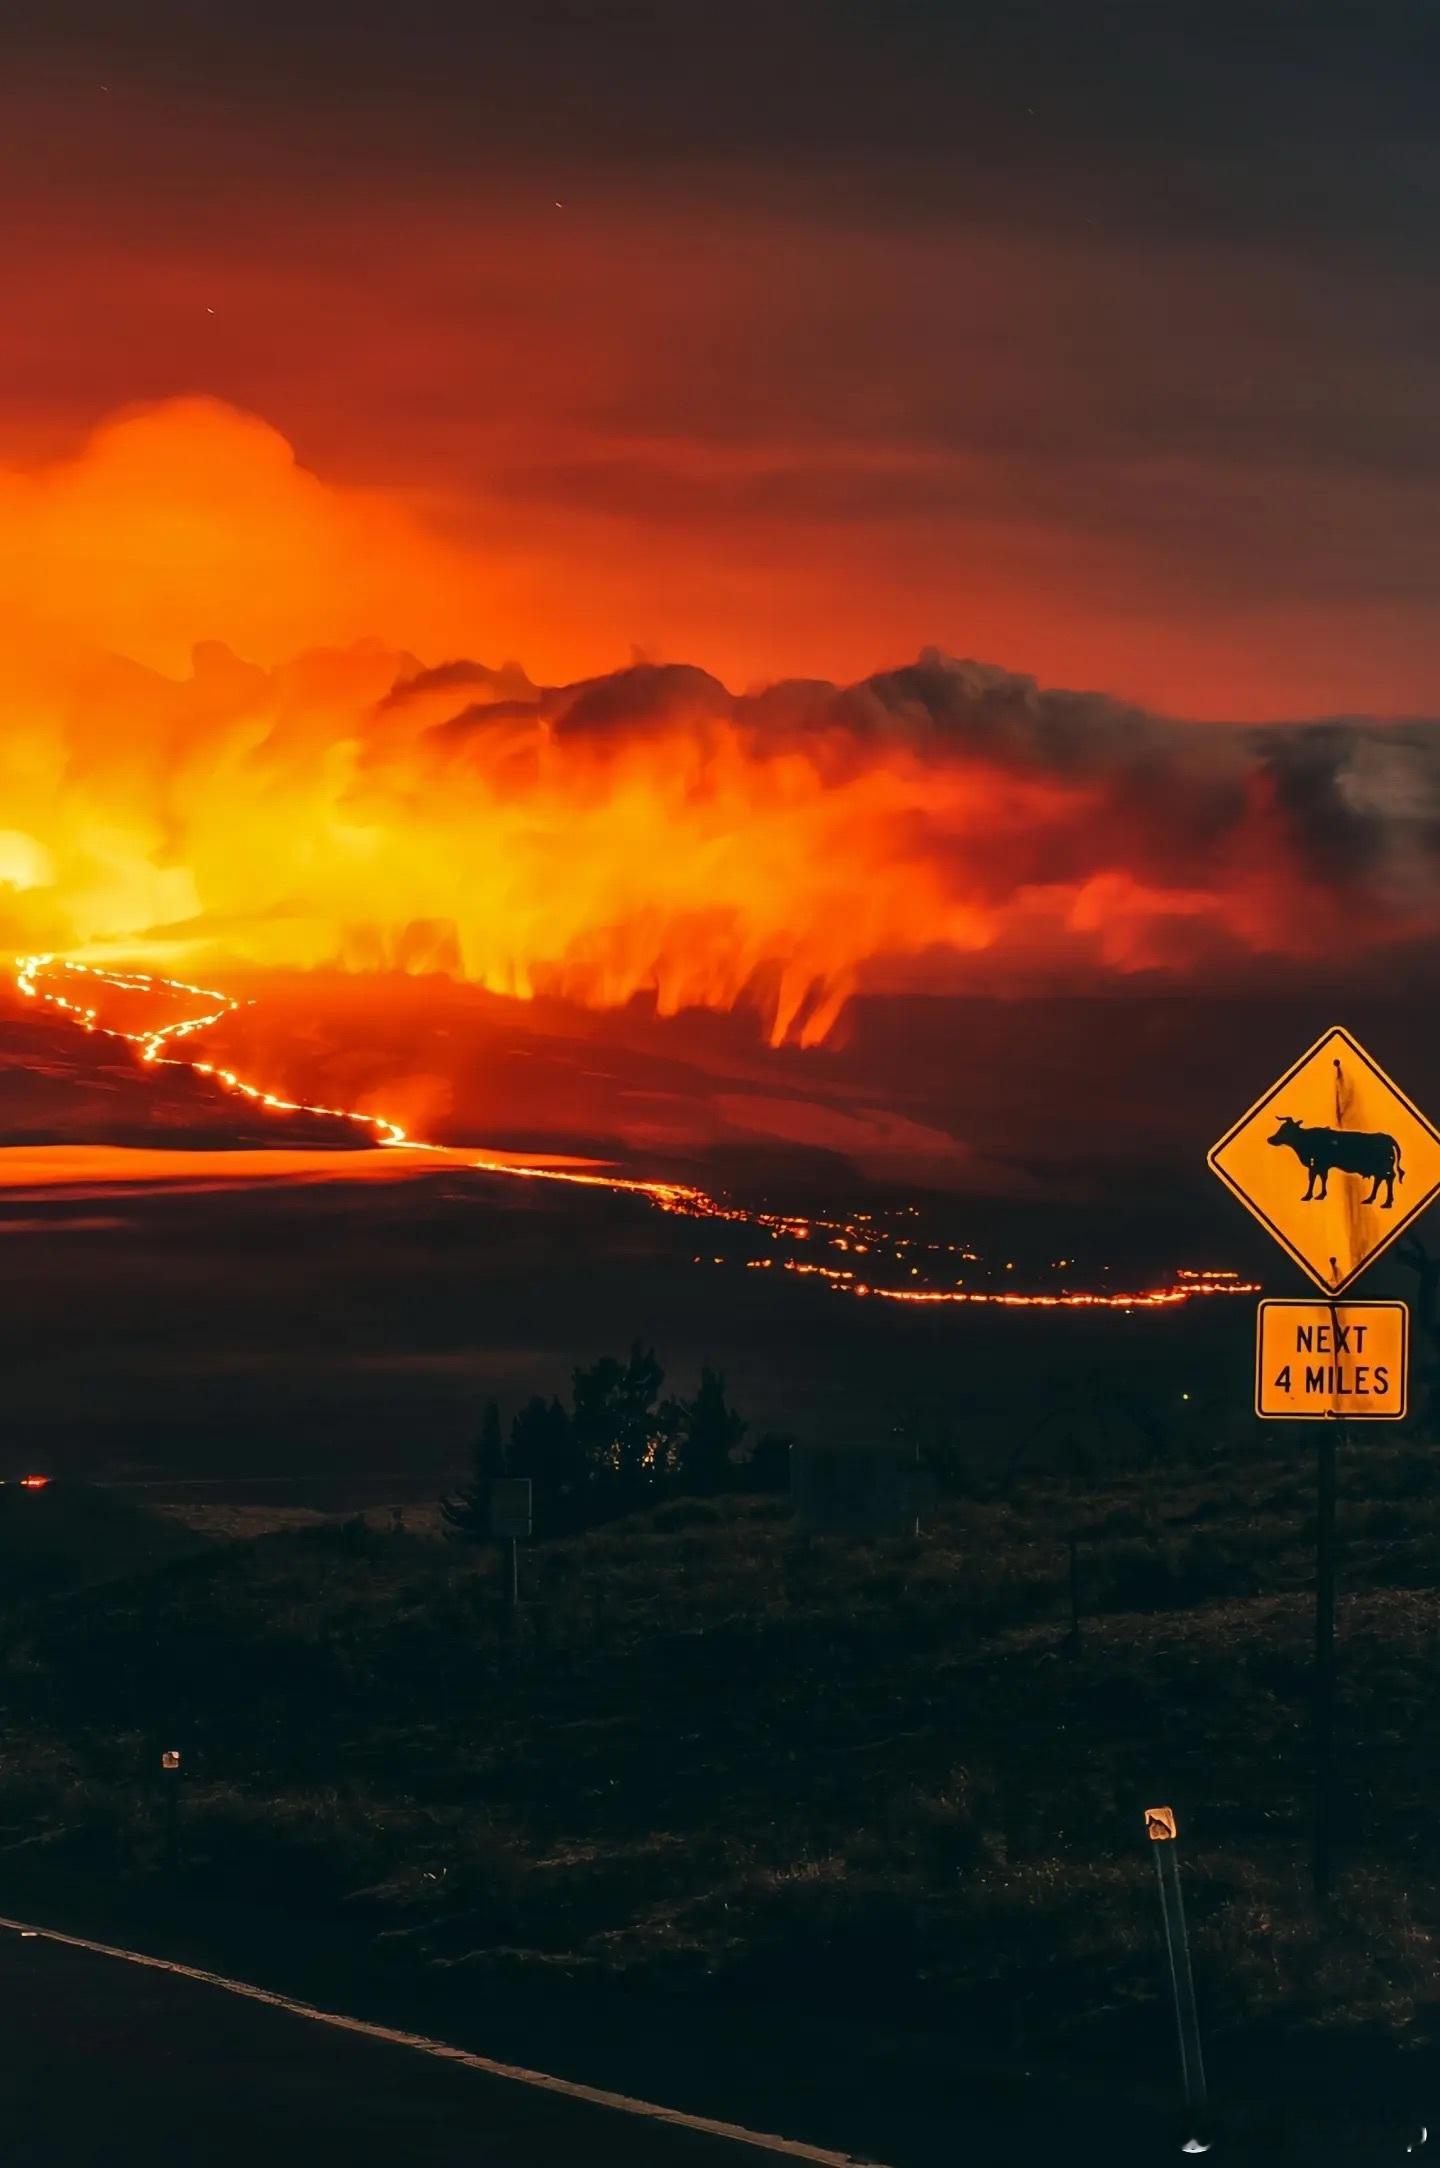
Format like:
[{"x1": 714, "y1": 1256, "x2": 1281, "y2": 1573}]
[
  {"x1": 488, "y1": 1479, "x2": 531, "y2": 1622},
  {"x1": 1313, "y1": 1409, "x2": 1341, "y2": 1901}
]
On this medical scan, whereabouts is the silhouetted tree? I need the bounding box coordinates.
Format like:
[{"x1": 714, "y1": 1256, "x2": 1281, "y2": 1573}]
[
  {"x1": 508, "y1": 1395, "x2": 582, "y2": 1496},
  {"x1": 673, "y1": 1366, "x2": 747, "y2": 1493},
  {"x1": 572, "y1": 1342, "x2": 679, "y2": 1506},
  {"x1": 440, "y1": 1400, "x2": 505, "y2": 1543},
  {"x1": 477, "y1": 1401, "x2": 504, "y2": 1478}
]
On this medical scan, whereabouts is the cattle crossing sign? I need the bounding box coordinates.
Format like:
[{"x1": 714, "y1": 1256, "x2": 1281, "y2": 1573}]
[
  {"x1": 1208, "y1": 1027, "x2": 1440, "y2": 1294},
  {"x1": 1208, "y1": 1027, "x2": 1440, "y2": 1906}
]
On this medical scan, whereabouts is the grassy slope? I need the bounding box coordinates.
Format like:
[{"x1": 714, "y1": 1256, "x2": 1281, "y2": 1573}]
[{"x1": 0, "y1": 1455, "x2": 1438, "y2": 2150}]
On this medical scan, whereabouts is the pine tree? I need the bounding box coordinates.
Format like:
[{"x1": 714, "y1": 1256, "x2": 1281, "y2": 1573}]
[
  {"x1": 674, "y1": 1366, "x2": 747, "y2": 1494},
  {"x1": 477, "y1": 1401, "x2": 504, "y2": 1479},
  {"x1": 509, "y1": 1397, "x2": 579, "y2": 1488},
  {"x1": 572, "y1": 1343, "x2": 678, "y2": 1506}
]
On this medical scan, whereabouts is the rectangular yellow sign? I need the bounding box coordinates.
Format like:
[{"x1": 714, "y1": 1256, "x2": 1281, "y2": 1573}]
[{"x1": 1255, "y1": 1300, "x2": 1408, "y2": 1420}]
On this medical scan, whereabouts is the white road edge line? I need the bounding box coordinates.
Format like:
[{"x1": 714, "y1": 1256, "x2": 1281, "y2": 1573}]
[{"x1": 0, "y1": 1914, "x2": 886, "y2": 2166}]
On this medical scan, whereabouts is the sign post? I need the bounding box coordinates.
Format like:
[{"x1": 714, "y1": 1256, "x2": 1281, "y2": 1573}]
[
  {"x1": 489, "y1": 1478, "x2": 532, "y2": 1610},
  {"x1": 1209, "y1": 1028, "x2": 1440, "y2": 1899},
  {"x1": 1313, "y1": 1410, "x2": 1339, "y2": 1902}
]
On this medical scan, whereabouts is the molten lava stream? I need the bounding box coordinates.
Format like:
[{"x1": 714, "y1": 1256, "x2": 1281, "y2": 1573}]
[{"x1": 12, "y1": 957, "x2": 1258, "y2": 1313}]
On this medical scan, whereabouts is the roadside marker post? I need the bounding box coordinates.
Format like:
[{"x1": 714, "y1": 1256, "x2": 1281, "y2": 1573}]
[
  {"x1": 1209, "y1": 1029, "x2": 1439, "y2": 1902},
  {"x1": 1144, "y1": 1807, "x2": 1208, "y2": 2143},
  {"x1": 160, "y1": 1749, "x2": 181, "y2": 1874}
]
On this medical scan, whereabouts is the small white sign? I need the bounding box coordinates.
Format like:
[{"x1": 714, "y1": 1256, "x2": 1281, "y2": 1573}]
[{"x1": 490, "y1": 1478, "x2": 532, "y2": 1539}]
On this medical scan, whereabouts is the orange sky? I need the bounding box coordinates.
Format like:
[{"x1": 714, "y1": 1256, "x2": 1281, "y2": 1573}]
[{"x1": 2, "y1": 17, "x2": 1439, "y2": 722}]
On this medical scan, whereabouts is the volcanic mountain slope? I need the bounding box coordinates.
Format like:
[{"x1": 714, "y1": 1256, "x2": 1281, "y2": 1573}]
[
  {"x1": 9, "y1": 956, "x2": 1440, "y2": 1219},
  {"x1": 0, "y1": 973, "x2": 362, "y2": 1150}
]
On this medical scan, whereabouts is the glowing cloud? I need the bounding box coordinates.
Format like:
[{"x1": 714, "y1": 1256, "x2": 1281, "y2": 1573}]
[{"x1": 3, "y1": 399, "x2": 1439, "y2": 1049}]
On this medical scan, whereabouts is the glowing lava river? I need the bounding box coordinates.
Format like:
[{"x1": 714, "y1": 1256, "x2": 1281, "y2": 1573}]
[{"x1": 10, "y1": 956, "x2": 1258, "y2": 1315}]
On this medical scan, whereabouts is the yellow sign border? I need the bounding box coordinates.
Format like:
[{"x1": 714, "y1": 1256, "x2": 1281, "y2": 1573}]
[
  {"x1": 1208, "y1": 1025, "x2": 1440, "y2": 1293},
  {"x1": 1254, "y1": 1299, "x2": 1409, "y2": 1422}
]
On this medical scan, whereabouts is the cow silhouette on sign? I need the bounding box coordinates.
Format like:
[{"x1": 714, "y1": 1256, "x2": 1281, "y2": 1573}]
[{"x1": 1268, "y1": 1114, "x2": 1405, "y2": 1207}]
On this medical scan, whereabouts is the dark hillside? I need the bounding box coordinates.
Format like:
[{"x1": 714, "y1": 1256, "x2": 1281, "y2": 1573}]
[{"x1": 0, "y1": 1454, "x2": 1437, "y2": 2157}]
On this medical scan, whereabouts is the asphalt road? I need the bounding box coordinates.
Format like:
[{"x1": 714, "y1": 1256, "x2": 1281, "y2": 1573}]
[{"x1": 0, "y1": 1927, "x2": 855, "y2": 2168}]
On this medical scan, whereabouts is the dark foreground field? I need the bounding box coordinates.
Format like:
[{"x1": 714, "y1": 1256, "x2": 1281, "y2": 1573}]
[
  {"x1": 0, "y1": 1143, "x2": 1305, "y2": 1487},
  {"x1": 0, "y1": 1448, "x2": 1437, "y2": 2161}
]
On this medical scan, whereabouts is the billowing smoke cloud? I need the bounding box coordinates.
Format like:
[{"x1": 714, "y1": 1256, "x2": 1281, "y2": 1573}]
[{"x1": 2, "y1": 398, "x2": 1438, "y2": 1047}]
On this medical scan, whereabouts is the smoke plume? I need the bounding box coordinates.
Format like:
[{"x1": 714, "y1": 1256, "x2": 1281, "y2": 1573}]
[{"x1": 3, "y1": 398, "x2": 1438, "y2": 1047}]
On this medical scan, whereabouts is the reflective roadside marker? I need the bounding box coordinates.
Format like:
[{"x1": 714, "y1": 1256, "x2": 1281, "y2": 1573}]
[{"x1": 1145, "y1": 1804, "x2": 1208, "y2": 2138}]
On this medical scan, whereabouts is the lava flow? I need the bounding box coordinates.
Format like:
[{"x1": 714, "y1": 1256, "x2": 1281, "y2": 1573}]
[{"x1": 11, "y1": 956, "x2": 1259, "y2": 1313}]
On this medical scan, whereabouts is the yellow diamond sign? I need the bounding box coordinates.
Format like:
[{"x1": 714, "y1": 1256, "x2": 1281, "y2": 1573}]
[{"x1": 1208, "y1": 1028, "x2": 1440, "y2": 1294}]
